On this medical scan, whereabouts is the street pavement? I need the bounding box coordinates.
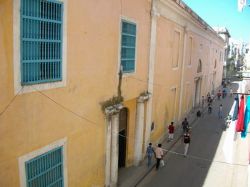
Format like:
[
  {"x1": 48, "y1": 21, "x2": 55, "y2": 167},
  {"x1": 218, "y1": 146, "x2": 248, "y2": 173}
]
[{"x1": 135, "y1": 82, "x2": 249, "y2": 187}]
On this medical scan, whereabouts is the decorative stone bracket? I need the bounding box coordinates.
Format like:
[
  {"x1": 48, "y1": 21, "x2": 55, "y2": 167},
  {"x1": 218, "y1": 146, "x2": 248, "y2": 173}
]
[
  {"x1": 104, "y1": 103, "x2": 124, "y2": 116},
  {"x1": 137, "y1": 92, "x2": 151, "y2": 103},
  {"x1": 100, "y1": 96, "x2": 124, "y2": 117}
]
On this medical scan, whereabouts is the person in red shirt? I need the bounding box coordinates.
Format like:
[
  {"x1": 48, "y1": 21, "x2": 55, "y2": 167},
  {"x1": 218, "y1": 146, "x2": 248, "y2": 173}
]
[{"x1": 168, "y1": 122, "x2": 175, "y2": 142}]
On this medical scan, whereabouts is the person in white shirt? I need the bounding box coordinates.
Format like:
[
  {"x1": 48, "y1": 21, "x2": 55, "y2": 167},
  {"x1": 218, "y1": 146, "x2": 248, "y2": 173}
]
[
  {"x1": 155, "y1": 144, "x2": 163, "y2": 170},
  {"x1": 218, "y1": 104, "x2": 223, "y2": 119}
]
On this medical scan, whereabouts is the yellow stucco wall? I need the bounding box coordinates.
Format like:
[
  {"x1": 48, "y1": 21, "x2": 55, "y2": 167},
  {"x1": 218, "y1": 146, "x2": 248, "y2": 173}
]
[
  {"x1": 151, "y1": 17, "x2": 183, "y2": 142},
  {"x1": 0, "y1": 0, "x2": 151, "y2": 186}
]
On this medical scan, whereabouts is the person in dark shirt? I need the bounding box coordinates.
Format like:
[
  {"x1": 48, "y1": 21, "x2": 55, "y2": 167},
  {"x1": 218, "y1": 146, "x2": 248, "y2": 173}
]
[
  {"x1": 183, "y1": 133, "x2": 191, "y2": 157},
  {"x1": 196, "y1": 110, "x2": 201, "y2": 117},
  {"x1": 168, "y1": 122, "x2": 175, "y2": 141},
  {"x1": 182, "y1": 118, "x2": 189, "y2": 133},
  {"x1": 208, "y1": 103, "x2": 212, "y2": 114},
  {"x1": 146, "y1": 143, "x2": 154, "y2": 167}
]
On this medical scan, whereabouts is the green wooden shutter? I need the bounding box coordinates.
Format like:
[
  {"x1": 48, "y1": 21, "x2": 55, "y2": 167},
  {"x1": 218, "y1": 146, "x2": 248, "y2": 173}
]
[
  {"x1": 121, "y1": 21, "x2": 136, "y2": 73},
  {"x1": 21, "y1": 0, "x2": 63, "y2": 85},
  {"x1": 25, "y1": 147, "x2": 64, "y2": 187}
]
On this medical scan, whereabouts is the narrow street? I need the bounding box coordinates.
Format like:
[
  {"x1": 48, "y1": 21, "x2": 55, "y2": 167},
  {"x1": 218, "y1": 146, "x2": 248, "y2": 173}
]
[{"x1": 138, "y1": 82, "x2": 249, "y2": 187}]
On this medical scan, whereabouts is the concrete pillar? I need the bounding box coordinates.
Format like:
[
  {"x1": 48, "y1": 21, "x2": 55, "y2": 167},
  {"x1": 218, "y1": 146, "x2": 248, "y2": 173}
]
[
  {"x1": 145, "y1": 0, "x2": 159, "y2": 152},
  {"x1": 105, "y1": 117, "x2": 112, "y2": 187},
  {"x1": 134, "y1": 99, "x2": 145, "y2": 166},
  {"x1": 110, "y1": 113, "x2": 119, "y2": 187},
  {"x1": 178, "y1": 27, "x2": 188, "y2": 119}
]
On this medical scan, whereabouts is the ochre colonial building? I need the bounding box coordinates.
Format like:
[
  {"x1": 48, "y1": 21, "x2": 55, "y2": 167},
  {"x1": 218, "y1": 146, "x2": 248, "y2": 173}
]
[
  {"x1": 0, "y1": 0, "x2": 224, "y2": 186},
  {"x1": 150, "y1": 0, "x2": 225, "y2": 143}
]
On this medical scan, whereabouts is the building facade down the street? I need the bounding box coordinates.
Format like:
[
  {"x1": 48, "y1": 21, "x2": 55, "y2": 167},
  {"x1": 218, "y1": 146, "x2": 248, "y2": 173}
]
[
  {"x1": 149, "y1": 0, "x2": 225, "y2": 143},
  {"x1": 0, "y1": 0, "x2": 224, "y2": 186},
  {"x1": 213, "y1": 27, "x2": 231, "y2": 78}
]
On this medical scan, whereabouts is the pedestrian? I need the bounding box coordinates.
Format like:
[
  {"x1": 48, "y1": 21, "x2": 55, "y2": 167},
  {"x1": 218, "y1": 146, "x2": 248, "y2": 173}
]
[
  {"x1": 201, "y1": 96, "x2": 205, "y2": 108},
  {"x1": 182, "y1": 118, "x2": 189, "y2": 134},
  {"x1": 208, "y1": 103, "x2": 212, "y2": 114},
  {"x1": 230, "y1": 88, "x2": 233, "y2": 97},
  {"x1": 222, "y1": 89, "x2": 227, "y2": 98},
  {"x1": 155, "y1": 144, "x2": 164, "y2": 170},
  {"x1": 217, "y1": 90, "x2": 222, "y2": 100},
  {"x1": 225, "y1": 115, "x2": 232, "y2": 129},
  {"x1": 218, "y1": 104, "x2": 223, "y2": 119},
  {"x1": 146, "y1": 143, "x2": 154, "y2": 167},
  {"x1": 168, "y1": 122, "x2": 175, "y2": 142},
  {"x1": 207, "y1": 92, "x2": 211, "y2": 103},
  {"x1": 196, "y1": 110, "x2": 201, "y2": 118},
  {"x1": 183, "y1": 132, "x2": 191, "y2": 157},
  {"x1": 211, "y1": 94, "x2": 214, "y2": 102}
]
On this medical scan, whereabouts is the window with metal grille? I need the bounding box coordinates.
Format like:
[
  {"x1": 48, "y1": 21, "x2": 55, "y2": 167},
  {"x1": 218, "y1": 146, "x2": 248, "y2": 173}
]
[
  {"x1": 21, "y1": 0, "x2": 63, "y2": 85},
  {"x1": 25, "y1": 147, "x2": 64, "y2": 187},
  {"x1": 121, "y1": 20, "x2": 136, "y2": 73}
]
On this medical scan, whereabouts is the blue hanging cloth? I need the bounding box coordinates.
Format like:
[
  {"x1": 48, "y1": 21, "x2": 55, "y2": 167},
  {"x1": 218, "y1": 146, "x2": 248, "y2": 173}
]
[
  {"x1": 232, "y1": 95, "x2": 239, "y2": 121},
  {"x1": 241, "y1": 96, "x2": 250, "y2": 138}
]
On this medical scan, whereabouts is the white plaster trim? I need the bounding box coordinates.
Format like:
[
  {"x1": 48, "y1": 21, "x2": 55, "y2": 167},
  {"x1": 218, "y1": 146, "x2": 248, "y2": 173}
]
[
  {"x1": 118, "y1": 16, "x2": 138, "y2": 76},
  {"x1": 13, "y1": 0, "x2": 68, "y2": 95},
  {"x1": 18, "y1": 137, "x2": 68, "y2": 187},
  {"x1": 178, "y1": 29, "x2": 187, "y2": 120},
  {"x1": 145, "y1": 0, "x2": 158, "y2": 152},
  {"x1": 105, "y1": 118, "x2": 112, "y2": 187}
]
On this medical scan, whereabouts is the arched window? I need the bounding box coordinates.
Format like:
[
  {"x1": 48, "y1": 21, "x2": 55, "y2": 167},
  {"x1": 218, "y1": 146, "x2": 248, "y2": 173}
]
[
  {"x1": 214, "y1": 60, "x2": 217, "y2": 68},
  {"x1": 197, "y1": 59, "x2": 202, "y2": 73}
]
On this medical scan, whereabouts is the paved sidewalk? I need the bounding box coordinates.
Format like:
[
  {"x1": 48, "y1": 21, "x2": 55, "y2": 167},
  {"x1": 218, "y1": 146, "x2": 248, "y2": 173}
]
[{"x1": 118, "y1": 103, "x2": 205, "y2": 187}]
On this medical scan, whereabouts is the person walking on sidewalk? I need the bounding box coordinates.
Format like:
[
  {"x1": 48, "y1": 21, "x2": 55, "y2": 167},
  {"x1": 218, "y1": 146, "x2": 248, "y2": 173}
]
[
  {"x1": 196, "y1": 110, "x2": 202, "y2": 118},
  {"x1": 182, "y1": 118, "x2": 189, "y2": 134},
  {"x1": 217, "y1": 90, "x2": 222, "y2": 100},
  {"x1": 168, "y1": 122, "x2": 175, "y2": 142},
  {"x1": 208, "y1": 103, "x2": 212, "y2": 114},
  {"x1": 146, "y1": 143, "x2": 154, "y2": 167},
  {"x1": 230, "y1": 88, "x2": 233, "y2": 97},
  {"x1": 218, "y1": 104, "x2": 223, "y2": 119},
  {"x1": 155, "y1": 144, "x2": 164, "y2": 170},
  {"x1": 201, "y1": 96, "x2": 205, "y2": 108},
  {"x1": 183, "y1": 133, "x2": 191, "y2": 157}
]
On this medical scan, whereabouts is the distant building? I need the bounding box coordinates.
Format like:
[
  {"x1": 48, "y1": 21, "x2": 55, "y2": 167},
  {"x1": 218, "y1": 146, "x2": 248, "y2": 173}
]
[
  {"x1": 213, "y1": 27, "x2": 231, "y2": 77},
  {"x1": 229, "y1": 39, "x2": 247, "y2": 70},
  {"x1": 245, "y1": 42, "x2": 250, "y2": 69}
]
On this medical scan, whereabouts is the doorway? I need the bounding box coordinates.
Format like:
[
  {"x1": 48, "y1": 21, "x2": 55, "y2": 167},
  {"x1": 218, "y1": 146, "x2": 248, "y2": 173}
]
[{"x1": 118, "y1": 108, "x2": 128, "y2": 168}]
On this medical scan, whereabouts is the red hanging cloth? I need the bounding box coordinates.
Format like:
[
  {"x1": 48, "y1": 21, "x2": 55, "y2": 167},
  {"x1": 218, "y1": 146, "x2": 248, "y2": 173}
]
[{"x1": 236, "y1": 95, "x2": 245, "y2": 132}]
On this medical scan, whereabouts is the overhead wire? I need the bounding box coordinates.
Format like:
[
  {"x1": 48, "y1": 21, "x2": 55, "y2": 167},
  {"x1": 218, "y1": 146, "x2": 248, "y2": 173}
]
[{"x1": 0, "y1": 87, "x2": 23, "y2": 117}]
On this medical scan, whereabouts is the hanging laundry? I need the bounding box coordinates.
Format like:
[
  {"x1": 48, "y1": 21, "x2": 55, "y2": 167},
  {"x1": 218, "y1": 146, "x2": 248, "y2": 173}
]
[
  {"x1": 241, "y1": 96, "x2": 250, "y2": 138},
  {"x1": 236, "y1": 95, "x2": 245, "y2": 132},
  {"x1": 232, "y1": 95, "x2": 239, "y2": 121}
]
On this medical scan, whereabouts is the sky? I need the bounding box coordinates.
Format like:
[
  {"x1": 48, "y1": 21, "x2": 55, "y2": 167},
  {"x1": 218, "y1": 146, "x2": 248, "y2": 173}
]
[{"x1": 182, "y1": 0, "x2": 250, "y2": 43}]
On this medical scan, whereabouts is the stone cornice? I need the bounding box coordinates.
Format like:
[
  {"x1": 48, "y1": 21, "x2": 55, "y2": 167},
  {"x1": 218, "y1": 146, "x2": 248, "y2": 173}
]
[{"x1": 156, "y1": 0, "x2": 225, "y2": 48}]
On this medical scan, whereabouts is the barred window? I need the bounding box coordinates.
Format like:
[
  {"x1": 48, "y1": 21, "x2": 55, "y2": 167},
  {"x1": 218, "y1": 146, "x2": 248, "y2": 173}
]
[
  {"x1": 121, "y1": 20, "x2": 136, "y2": 73},
  {"x1": 21, "y1": 0, "x2": 63, "y2": 85},
  {"x1": 25, "y1": 147, "x2": 64, "y2": 187}
]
